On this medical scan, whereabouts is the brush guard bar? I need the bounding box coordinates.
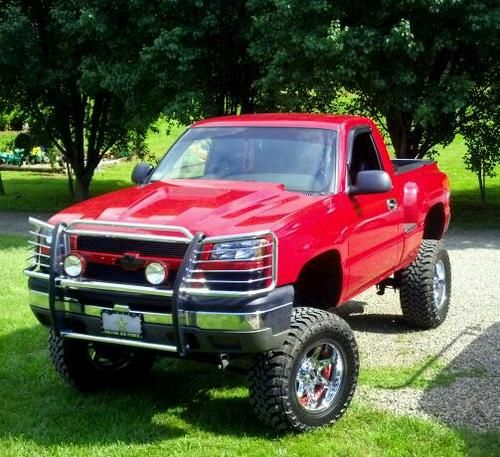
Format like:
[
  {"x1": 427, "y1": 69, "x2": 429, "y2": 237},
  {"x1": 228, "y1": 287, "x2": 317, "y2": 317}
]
[{"x1": 24, "y1": 218, "x2": 278, "y2": 355}]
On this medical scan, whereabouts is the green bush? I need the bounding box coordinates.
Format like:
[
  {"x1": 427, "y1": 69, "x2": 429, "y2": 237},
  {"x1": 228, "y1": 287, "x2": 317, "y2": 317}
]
[{"x1": 0, "y1": 131, "x2": 16, "y2": 151}]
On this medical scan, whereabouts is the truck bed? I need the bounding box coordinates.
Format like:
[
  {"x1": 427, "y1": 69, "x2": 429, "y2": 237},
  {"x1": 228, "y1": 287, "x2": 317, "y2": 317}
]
[{"x1": 391, "y1": 159, "x2": 434, "y2": 175}]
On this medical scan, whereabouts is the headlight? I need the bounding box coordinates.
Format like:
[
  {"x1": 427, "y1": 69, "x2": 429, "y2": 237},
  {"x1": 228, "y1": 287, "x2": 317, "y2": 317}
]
[
  {"x1": 145, "y1": 262, "x2": 167, "y2": 285},
  {"x1": 210, "y1": 239, "x2": 266, "y2": 260},
  {"x1": 63, "y1": 254, "x2": 85, "y2": 277}
]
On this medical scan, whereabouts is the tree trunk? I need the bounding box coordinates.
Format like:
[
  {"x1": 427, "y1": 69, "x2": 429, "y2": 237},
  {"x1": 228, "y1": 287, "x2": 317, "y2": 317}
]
[
  {"x1": 0, "y1": 172, "x2": 5, "y2": 196},
  {"x1": 66, "y1": 162, "x2": 74, "y2": 199},
  {"x1": 478, "y1": 168, "x2": 486, "y2": 204},
  {"x1": 73, "y1": 173, "x2": 92, "y2": 202},
  {"x1": 386, "y1": 114, "x2": 415, "y2": 159}
]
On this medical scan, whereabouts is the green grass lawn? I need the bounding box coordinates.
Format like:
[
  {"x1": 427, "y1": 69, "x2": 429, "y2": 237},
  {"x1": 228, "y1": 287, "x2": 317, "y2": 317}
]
[
  {"x1": 433, "y1": 136, "x2": 499, "y2": 229},
  {"x1": 0, "y1": 128, "x2": 498, "y2": 228},
  {"x1": 0, "y1": 235, "x2": 498, "y2": 456}
]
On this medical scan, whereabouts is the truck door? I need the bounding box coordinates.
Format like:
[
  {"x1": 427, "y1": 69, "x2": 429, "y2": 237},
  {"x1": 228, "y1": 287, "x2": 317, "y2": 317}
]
[{"x1": 345, "y1": 127, "x2": 403, "y2": 296}]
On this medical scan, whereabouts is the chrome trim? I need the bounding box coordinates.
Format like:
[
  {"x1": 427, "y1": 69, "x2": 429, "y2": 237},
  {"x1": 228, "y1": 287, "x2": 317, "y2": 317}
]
[
  {"x1": 58, "y1": 277, "x2": 174, "y2": 297},
  {"x1": 179, "y1": 285, "x2": 275, "y2": 297},
  {"x1": 29, "y1": 230, "x2": 46, "y2": 237},
  {"x1": 60, "y1": 332, "x2": 178, "y2": 353},
  {"x1": 28, "y1": 240, "x2": 51, "y2": 249},
  {"x1": 67, "y1": 219, "x2": 193, "y2": 239},
  {"x1": 185, "y1": 275, "x2": 273, "y2": 284},
  {"x1": 404, "y1": 222, "x2": 418, "y2": 233},
  {"x1": 203, "y1": 230, "x2": 273, "y2": 243},
  {"x1": 29, "y1": 252, "x2": 50, "y2": 259},
  {"x1": 30, "y1": 289, "x2": 82, "y2": 313},
  {"x1": 24, "y1": 269, "x2": 49, "y2": 280},
  {"x1": 195, "y1": 242, "x2": 274, "y2": 255},
  {"x1": 189, "y1": 265, "x2": 272, "y2": 274},
  {"x1": 29, "y1": 217, "x2": 54, "y2": 230},
  {"x1": 184, "y1": 302, "x2": 291, "y2": 331},
  {"x1": 192, "y1": 254, "x2": 273, "y2": 263},
  {"x1": 29, "y1": 289, "x2": 289, "y2": 331},
  {"x1": 64, "y1": 228, "x2": 191, "y2": 244},
  {"x1": 84, "y1": 304, "x2": 173, "y2": 325}
]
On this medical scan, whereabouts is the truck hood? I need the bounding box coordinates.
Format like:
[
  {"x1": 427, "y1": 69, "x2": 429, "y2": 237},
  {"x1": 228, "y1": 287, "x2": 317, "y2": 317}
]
[{"x1": 50, "y1": 179, "x2": 318, "y2": 236}]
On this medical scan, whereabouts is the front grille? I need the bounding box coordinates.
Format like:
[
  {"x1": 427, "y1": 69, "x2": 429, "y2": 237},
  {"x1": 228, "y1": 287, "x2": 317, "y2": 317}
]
[
  {"x1": 77, "y1": 236, "x2": 188, "y2": 258},
  {"x1": 85, "y1": 263, "x2": 177, "y2": 287}
]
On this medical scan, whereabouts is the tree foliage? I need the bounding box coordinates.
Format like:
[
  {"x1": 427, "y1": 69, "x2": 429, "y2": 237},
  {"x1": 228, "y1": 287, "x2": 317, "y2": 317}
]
[
  {"x1": 249, "y1": 0, "x2": 500, "y2": 158},
  {"x1": 0, "y1": 0, "x2": 185, "y2": 200},
  {"x1": 460, "y1": 69, "x2": 500, "y2": 203},
  {"x1": 0, "y1": 1, "x2": 265, "y2": 200},
  {"x1": 144, "y1": 0, "x2": 259, "y2": 124}
]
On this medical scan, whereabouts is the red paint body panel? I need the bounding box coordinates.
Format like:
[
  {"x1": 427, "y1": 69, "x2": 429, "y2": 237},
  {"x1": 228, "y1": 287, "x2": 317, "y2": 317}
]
[{"x1": 49, "y1": 114, "x2": 451, "y2": 305}]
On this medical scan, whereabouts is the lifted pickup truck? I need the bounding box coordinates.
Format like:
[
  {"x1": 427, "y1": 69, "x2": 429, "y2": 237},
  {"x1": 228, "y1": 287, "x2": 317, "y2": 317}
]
[{"x1": 25, "y1": 114, "x2": 451, "y2": 432}]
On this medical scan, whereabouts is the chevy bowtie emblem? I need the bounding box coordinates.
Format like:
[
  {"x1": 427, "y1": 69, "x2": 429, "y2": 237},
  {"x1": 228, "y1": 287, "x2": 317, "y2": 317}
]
[{"x1": 117, "y1": 253, "x2": 145, "y2": 271}]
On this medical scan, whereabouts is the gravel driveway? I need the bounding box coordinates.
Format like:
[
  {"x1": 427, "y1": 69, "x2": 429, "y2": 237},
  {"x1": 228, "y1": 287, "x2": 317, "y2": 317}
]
[
  {"x1": 0, "y1": 212, "x2": 52, "y2": 235},
  {"x1": 341, "y1": 228, "x2": 500, "y2": 432},
  {"x1": 0, "y1": 213, "x2": 498, "y2": 431}
]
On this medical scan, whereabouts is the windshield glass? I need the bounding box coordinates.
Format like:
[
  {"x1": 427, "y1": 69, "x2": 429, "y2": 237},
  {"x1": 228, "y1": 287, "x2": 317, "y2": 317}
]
[{"x1": 150, "y1": 127, "x2": 337, "y2": 193}]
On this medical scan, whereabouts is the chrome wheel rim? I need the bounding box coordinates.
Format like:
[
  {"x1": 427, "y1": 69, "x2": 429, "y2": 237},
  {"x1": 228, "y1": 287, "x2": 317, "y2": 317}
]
[
  {"x1": 433, "y1": 259, "x2": 447, "y2": 309},
  {"x1": 295, "y1": 342, "x2": 344, "y2": 412}
]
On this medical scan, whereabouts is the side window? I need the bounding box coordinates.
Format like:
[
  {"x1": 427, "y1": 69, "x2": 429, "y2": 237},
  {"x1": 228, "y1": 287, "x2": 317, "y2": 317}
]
[
  {"x1": 349, "y1": 131, "x2": 381, "y2": 184},
  {"x1": 168, "y1": 139, "x2": 211, "y2": 178}
]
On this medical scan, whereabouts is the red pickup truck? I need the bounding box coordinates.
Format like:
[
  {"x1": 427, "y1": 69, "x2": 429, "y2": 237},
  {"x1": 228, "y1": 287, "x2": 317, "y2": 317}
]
[{"x1": 25, "y1": 114, "x2": 451, "y2": 432}]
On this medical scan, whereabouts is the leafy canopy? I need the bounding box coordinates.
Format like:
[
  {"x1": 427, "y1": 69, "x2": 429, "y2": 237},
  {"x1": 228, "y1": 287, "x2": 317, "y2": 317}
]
[
  {"x1": 249, "y1": 0, "x2": 500, "y2": 158},
  {"x1": 0, "y1": 0, "x2": 187, "y2": 199}
]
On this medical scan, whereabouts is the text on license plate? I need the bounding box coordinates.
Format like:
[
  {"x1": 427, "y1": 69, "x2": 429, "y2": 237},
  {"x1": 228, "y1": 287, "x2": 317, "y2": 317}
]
[{"x1": 101, "y1": 311, "x2": 143, "y2": 338}]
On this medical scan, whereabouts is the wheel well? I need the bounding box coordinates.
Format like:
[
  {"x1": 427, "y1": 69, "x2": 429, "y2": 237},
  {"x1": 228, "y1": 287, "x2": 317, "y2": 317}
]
[
  {"x1": 294, "y1": 250, "x2": 342, "y2": 309},
  {"x1": 423, "y1": 204, "x2": 445, "y2": 239}
]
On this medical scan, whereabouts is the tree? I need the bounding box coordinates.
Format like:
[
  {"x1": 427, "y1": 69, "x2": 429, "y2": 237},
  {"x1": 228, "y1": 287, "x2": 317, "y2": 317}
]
[
  {"x1": 0, "y1": 1, "x2": 186, "y2": 201},
  {"x1": 460, "y1": 70, "x2": 500, "y2": 203},
  {"x1": 145, "y1": 0, "x2": 260, "y2": 124},
  {"x1": 249, "y1": 0, "x2": 500, "y2": 158}
]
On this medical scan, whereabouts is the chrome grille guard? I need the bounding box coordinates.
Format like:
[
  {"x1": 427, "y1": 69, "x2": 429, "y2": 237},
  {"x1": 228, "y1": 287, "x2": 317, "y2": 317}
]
[{"x1": 24, "y1": 218, "x2": 278, "y2": 354}]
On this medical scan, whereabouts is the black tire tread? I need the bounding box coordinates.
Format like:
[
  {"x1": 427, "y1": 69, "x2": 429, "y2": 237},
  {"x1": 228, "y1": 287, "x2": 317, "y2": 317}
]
[
  {"x1": 48, "y1": 330, "x2": 155, "y2": 390},
  {"x1": 399, "y1": 239, "x2": 451, "y2": 329}
]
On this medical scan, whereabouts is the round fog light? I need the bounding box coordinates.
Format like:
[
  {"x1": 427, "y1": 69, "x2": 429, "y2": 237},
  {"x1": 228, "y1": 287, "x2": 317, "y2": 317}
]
[
  {"x1": 145, "y1": 262, "x2": 167, "y2": 285},
  {"x1": 63, "y1": 254, "x2": 84, "y2": 277}
]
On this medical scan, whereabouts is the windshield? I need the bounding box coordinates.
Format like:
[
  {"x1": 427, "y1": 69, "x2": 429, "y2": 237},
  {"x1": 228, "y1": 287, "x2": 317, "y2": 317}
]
[{"x1": 150, "y1": 127, "x2": 337, "y2": 193}]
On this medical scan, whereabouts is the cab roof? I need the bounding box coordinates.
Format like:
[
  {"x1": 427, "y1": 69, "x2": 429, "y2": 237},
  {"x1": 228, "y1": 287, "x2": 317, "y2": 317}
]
[{"x1": 191, "y1": 113, "x2": 371, "y2": 130}]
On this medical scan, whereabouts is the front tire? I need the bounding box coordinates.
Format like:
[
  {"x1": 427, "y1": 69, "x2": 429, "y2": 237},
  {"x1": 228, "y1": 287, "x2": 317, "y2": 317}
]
[
  {"x1": 399, "y1": 239, "x2": 451, "y2": 329},
  {"x1": 49, "y1": 330, "x2": 156, "y2": 390},
  {"x1": 249, "y1": 307, "x2": 359, "y2": 432}
]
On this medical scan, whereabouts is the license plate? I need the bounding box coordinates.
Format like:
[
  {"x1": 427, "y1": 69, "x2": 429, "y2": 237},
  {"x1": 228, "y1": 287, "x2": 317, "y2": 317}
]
[{"x1": 101, "y1": 311, "x2": 143, "y2": 338}]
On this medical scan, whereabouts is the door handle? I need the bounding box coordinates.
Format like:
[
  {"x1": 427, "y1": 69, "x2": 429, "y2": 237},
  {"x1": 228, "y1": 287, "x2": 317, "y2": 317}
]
[{"x1": 387, "y1": 198, "x2": 398, "y2": 211}]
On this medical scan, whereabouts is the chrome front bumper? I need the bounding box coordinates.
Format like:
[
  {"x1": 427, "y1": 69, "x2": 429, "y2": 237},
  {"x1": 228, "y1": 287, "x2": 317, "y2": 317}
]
[
  {"x1": 29, "y1": 288, "x2": 292, "y2": 354},
  {"x1": 29, "y1": 289, "x2": 290, "y2": 332}
]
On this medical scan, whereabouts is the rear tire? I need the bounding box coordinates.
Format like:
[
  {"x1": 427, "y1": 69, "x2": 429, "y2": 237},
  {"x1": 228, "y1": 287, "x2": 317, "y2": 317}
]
[
  {"x1": 249, "y1": 307, "x2": 358, "y2": 432},
  {"x1": 49, "y1": 330, "x2": 156, "y2": 390},
  {"x1": 399, "y1": 239, "x2": 451, "y2": 329}
]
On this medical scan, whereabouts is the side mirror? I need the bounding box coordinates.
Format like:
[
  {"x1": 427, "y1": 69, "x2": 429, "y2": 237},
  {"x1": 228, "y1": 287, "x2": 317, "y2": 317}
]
[
  {"x1": 349, "y1": 170, "x2": 392, "y2": 196},
  {"x1": 131, "y1": 163, "x2": 154, "y2": 185}
]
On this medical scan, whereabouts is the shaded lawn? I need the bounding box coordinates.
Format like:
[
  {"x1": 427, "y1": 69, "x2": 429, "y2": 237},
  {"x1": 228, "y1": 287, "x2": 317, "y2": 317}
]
[
  {"x1": 0, "y1": 121, "x2": 185, "y2": 213},
  {"x1": 0, "y1": 235, "x2": 499, "y2": 457},
  {"x1": 0, "y1": 132, "x2": 498, "y2": 228}
]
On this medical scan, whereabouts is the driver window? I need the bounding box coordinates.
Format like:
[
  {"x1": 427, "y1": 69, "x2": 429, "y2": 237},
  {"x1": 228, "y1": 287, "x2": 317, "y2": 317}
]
[
  {"x1": 169, "y1": 139, "x2": 211, "y2": 178},
  {"x1": 349, "y1": 131, "x2": 381, "y2": 184}
]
